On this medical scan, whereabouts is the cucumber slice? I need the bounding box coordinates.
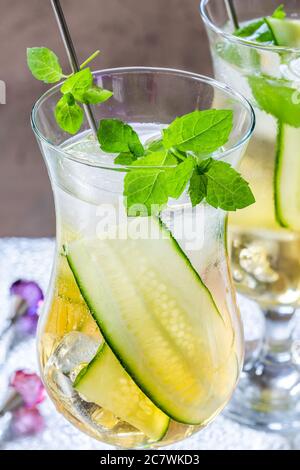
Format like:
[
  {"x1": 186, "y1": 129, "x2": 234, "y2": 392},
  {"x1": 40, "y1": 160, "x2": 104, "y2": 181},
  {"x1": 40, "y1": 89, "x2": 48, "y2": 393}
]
[
  {"x1": 66, "y1": 217, "x2": 234, "y2": 424},
  {"x1": 75, "y1": 344, "x2": 169, "y2": 441},
  {"x1": 275, "y1": 123, "x2": 300, "y2": 230},
  {"x1": 266, "y1": 17, "x2": 300, "y2": 47}
]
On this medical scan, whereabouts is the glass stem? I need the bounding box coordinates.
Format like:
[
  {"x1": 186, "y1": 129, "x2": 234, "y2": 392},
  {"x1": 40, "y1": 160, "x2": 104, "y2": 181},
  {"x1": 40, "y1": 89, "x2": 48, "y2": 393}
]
[
  {"x1": 225, "y1": 306, "x2": 300, "y2": 430},
  {"x1": 262, "y1": 307, "x2": 296, "y2": 365}
]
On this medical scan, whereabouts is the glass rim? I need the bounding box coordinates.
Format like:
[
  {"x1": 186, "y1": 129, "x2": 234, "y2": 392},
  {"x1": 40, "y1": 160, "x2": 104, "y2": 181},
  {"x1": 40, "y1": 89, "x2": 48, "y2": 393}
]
[
  {"x1": 200, "y1": 0, "x2": 300, "y2": 54},
  {"x1": 31, "y1": 66, "x2": 255, "y2": 171}
]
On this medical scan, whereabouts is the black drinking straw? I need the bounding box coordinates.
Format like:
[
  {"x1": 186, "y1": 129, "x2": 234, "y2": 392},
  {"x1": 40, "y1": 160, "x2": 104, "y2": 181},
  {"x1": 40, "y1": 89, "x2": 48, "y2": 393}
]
[
  {"x1": 225, "y1": 0, "x2": 239, "y2": 29},
  {"x1": 50, "y1": 0, "x2": 98, "y2": 138}
]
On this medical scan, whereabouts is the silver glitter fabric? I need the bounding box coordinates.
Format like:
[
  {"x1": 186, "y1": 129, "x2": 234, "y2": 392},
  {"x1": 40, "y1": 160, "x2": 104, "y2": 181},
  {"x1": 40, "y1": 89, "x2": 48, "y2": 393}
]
[{"x1": 0, "y1": 238, "x2": 296, "y2": 450}]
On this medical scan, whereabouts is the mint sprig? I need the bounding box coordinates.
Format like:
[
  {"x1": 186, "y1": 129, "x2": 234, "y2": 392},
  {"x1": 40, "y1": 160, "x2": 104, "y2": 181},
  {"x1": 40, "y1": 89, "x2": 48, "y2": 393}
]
[
  {"x1": 27, "y1": 47, "x2": 112, "y2": 134},
  {"x1": 120, "y1": 110, "x2": 254, "y2": 215},
  {"x1": 28, "y1": 48, "x2": 255, "y2": 215}
]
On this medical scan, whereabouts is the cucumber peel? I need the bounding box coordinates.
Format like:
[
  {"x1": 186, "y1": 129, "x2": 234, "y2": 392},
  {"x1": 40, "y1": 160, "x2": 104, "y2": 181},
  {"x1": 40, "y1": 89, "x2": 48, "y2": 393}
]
[
  {"x1": 266, "y1": 17, "x2": 300, "y2": 47},
  {"x1": 75, "y1": 343, "x2": 169, "y2": 441},
  {"x1": 275, "y1": 122, "x2": 300, "y2": 230},
  {"x1": 67, "y1": 217, "x2": 234, "y2": 425},
  {"x1": 267, "y1": 15, "x2": 300, "y2": 230}
]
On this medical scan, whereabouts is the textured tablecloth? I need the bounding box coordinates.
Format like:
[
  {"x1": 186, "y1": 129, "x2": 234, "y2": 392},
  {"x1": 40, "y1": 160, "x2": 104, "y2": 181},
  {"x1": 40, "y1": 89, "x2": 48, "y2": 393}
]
[{"x1": 0, "y1": 238, "x2": 297, "y2": 450}]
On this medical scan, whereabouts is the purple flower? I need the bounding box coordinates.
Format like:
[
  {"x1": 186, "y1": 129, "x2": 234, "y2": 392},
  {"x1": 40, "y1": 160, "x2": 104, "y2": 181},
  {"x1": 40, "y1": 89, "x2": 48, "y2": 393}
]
[
  {"x1": 10, "y1": 280, "x2": 44, "y2": 315},
  {"x1": 11, "y1": 407, "x2": 45, "y2": 436},
  {"x1": 9, "y1": 280, "x2": 44, "y2": 335},
  {"x1": 10, "y1": 370, "x2": 46, "y2": 408},
  {"x1": 15, "y1": 314, "x2": 39, "y2": 335}
]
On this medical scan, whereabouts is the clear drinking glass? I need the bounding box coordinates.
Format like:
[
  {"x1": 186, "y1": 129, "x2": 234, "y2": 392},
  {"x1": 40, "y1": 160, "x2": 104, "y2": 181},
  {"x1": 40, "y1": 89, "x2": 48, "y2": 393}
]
[
  {"x1": 201, "y1": 0, "x2": 300, "y2": 431},
  {"x1": 32, "y1": 67, "x2": 254, "y2": 448}
]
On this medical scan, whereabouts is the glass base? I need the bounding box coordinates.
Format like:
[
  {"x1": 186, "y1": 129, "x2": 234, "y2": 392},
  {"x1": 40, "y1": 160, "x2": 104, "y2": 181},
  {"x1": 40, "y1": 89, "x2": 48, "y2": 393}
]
[{"x1": 225, "y1": 360, "x2": 300, "y2": 432}]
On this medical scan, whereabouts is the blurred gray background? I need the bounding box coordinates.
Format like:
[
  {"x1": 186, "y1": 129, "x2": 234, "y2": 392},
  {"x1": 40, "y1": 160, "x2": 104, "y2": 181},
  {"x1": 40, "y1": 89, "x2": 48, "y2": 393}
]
[{"x1": 0, "y1": 0, "x2": 211, "y2": 236}]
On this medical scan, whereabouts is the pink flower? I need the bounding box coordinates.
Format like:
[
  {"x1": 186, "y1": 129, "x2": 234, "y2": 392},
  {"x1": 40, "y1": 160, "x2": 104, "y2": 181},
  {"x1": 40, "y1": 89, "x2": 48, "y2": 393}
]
[
  {"x1": 10, "y1": 370, "x2": 46, "y2": 408},
  {"x1": 11, "y1": 407, "x2": 45, "y2": 436},
  {"x1": 0, "y1": 370, "x2": 46, "y2": 437}
]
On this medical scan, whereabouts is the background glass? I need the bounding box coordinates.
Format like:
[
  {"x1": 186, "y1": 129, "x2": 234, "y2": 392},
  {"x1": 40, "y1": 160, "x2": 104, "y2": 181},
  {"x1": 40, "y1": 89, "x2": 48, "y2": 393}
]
[{"x1": 201, "y1": 0, "x2": 300, "y2": 432}]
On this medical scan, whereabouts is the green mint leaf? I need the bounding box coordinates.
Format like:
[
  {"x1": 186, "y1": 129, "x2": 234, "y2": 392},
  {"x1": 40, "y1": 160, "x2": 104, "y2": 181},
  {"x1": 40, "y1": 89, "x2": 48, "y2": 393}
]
[
  {"x1": 216, "y1": 42, "x2": 260, "y2": 69},
  {"x1": 235, "y1": 20, "x2": 274, "y2": 43},
  {"x1": 61, "y1": 68, "x2": 113, "y2": 104},
  {"x1": 248, "y1": 75, "x2": 300, "y2": 127},
  {"x1": 98, "y1": 119, "x2": 144, "y2": 157},
  {"x1": 165, "y1": 157, "x2": 195, "y2": 199},
  {"x1": 162, "y1": 109, "x2": 233, "y2": 154},
  {"x1": 145, "y1": 138, "x2": 164, "y2": 154},
  {"x1": 235, "y1": 19, "x2": 265, "y2": 38},
  {"x1": 27, "y1": 47, "x2": 63, "y2": 83},
  {"x1": 124, "y1": 151, "x2": 177, "y2": 216},
  {"x1": 54, "y1": 93, "x2": 84, "y2": 135},
  {"x1": 61, "y1": 68, "x2": 93, "y2": 99},
  {"x1": 189, "y1": 169, "x2": 208, "y2": 207},
  {"x1": 114, "y1": 153, "x2": 135, "y2": 165},
  {"x1": 272, "y1": 4, "x2": 286, "y2": 19},
  {"x1": 80, "y1": 86, "x2": 113, "y2": 105},
  {"x1": 204, "y1": 160, "x2": 255, "y2": 211},
  {"x1": 251, "y1": 22, "x2": 276, "y2": 43}
]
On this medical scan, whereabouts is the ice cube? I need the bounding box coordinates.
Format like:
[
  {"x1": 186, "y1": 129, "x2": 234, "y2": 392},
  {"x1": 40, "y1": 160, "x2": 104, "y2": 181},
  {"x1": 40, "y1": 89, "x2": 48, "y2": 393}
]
[
  {"x1": 239, "y1": 243, "x2": 279, "y2": 283},
  {"x1": 48, "y1": 331, "x2": 100, "y2": 377}
]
